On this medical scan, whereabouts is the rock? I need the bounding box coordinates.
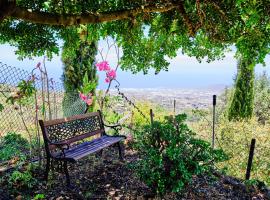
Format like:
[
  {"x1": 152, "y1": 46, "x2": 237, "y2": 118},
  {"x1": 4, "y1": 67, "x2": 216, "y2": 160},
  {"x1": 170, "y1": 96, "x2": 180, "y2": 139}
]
[
  {"x1": 109, "y1": 190, "x2": 116, "y2": 196},
  {"x1": 15, "y1": 195, "x2": 22, "y2": 200}
]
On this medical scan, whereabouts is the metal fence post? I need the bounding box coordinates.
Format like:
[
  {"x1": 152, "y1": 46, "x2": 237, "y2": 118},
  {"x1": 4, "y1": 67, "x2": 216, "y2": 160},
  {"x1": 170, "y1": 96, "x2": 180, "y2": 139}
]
[
  {"x1": 245, "y1": 138, "x2": 256, "y2": 180},
  {"x1": 173, "y1": 99, "x2": 176, "y2": 117},
  {"x1": 150, "y1": 109, "x2": 154, "y2": 125},
  {"x1": 212, "y1": 95, "x2": 216, "y2": 149}
]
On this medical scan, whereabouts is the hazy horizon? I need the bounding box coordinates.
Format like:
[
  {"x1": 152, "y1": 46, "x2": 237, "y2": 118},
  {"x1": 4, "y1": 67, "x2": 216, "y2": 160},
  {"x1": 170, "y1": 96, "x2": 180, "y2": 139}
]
[{"x1": 1, "y1": 41, "x2": 270, "y2": 90}]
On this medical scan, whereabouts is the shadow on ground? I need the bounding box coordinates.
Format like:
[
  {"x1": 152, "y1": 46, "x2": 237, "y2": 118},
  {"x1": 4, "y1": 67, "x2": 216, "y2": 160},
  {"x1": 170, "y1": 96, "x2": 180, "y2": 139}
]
[{"x1": 0, "y1": 145, "x2": 269, "y2": 200}]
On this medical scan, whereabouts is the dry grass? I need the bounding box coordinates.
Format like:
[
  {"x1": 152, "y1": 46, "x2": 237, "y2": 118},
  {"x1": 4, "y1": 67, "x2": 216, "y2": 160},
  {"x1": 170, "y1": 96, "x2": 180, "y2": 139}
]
[{"x1": 190, "y1": 116, "x2": 270, "y2": 185}]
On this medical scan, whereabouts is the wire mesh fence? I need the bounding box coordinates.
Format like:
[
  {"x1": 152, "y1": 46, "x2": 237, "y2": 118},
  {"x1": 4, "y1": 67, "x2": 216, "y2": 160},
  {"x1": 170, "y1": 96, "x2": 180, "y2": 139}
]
[
  {"x1": 0, "y1": 62, "x2": 32, "y2": 135},
  {"x1": 184, "y1": 98, "x2": 270, "y2": 186},
  {"x1": 0, "y1": 61, "x2": 269, "y2": 186},
  {"x1": 0, "y1": 62, "x2": 87, "y2": 170}
]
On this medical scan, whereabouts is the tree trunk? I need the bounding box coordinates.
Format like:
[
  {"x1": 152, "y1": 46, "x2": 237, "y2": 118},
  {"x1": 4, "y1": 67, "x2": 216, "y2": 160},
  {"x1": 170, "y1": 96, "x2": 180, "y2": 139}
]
[
  {"x1": 228, "y1": 58, "x2": 255, "y2": 121},
  {"x1": 61, "y1": 35, "x2": 98, "y2": 116}
]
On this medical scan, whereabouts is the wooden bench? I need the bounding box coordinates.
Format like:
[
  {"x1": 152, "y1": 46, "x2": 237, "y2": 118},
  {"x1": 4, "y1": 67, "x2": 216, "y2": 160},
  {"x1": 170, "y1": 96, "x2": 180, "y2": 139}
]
[{"x1": 39, "y1": 110, "x2": 126, "y2": 186}]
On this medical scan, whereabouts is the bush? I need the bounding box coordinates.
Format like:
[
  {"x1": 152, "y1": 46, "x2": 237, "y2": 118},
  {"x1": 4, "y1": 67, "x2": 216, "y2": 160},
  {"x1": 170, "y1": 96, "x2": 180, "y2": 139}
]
[
  {"x1": 190, "y1": 113, "x2": 270, "y2": 186},
  {"x1": 0, "y1": 132, "x2": 29, "y2": 161},
  {"x1": 133, "y1": 114, "x2": 227, "y2": 195},
  {"x1": 8, "y1": 169, "x2": 37, "y2": 190},
  {"x1": 254, "y1": 72, "x2": 270, "y2": 124},
  {"x1": 131, "y1": 101, "x2": 167, "y2": 128}
]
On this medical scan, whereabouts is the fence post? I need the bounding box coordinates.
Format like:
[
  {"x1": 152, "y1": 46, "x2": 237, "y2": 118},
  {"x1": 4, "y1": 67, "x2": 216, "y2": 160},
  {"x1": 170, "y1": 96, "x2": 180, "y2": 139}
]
[
  {"x1": 150, "y1": 109, "x2": 154, "y2": 125},
  {"x1": 212, "y1": 95, "x2": 216, "y2": 149},
  {"x1": 173, "y1": 99, "x2": 176, "y2": 117},
  {"x1": 245, "y1": 138, "x2": 256, "y2": 180}
]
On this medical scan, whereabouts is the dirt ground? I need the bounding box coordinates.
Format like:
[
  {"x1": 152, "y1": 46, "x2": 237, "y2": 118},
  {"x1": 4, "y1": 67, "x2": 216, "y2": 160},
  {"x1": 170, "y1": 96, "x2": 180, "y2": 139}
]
[{"x1": 0, "y1": 146, "x2": 269, "y2": 200}]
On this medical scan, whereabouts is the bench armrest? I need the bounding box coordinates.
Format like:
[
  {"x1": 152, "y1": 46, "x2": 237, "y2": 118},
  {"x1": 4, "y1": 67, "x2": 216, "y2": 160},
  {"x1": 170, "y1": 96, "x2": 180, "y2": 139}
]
[
  {"x1": 49, "y1": 141, "x2": 70, "y2": 157},
  {"x1": 104, "y1": 123, "x2": 122, "y2": 131}
]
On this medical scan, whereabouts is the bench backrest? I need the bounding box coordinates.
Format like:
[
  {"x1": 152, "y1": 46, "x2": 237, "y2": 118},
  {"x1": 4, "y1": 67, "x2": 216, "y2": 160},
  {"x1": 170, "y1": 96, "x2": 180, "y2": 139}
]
[{"x1": 39, "y1": 111, "x2": 105, "y2": 154}]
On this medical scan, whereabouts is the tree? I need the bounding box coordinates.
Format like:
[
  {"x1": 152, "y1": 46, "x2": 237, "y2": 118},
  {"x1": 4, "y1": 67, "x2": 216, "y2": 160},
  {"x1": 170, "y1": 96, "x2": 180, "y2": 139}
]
[
  {"x1": 1, "y1": 1, "x2": 270, "y2": 118},
  {"x1": 1, "y1": 1, "x2": 270, "y2": 72},
  {"x1": 61, "y1": 27, "x2": 98, "y2": 115},
  {"x1": 228, "y1": 58, "x2": 255, "y2": 121}
]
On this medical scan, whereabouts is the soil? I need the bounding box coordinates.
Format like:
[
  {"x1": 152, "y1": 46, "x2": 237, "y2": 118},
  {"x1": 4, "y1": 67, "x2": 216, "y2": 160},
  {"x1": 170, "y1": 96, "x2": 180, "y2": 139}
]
[{"x1": 0, "y1": 146, "x2": 269, "y2": 200}]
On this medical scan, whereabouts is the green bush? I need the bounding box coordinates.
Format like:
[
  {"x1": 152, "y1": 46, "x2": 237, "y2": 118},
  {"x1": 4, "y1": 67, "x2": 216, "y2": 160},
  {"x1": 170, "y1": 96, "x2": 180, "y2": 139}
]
[
  {"x1": 190, "y1": 111, "x2": 270, "y2": 186},
  {"x1": 130, "y1": 101, "x2": 167, "y2": 129},
  {"x1": 0, "y1": 132, "x2": 29, "y2": 161},
  {"x1": 8, "y1": 169, "x2": 36, "y2": 189},
  {"x1": 133, "y1": 114, "x2": 228, "y2": 195},
  {"x1": 254, "y1": 72, "x2": 270, "y2": 124}
]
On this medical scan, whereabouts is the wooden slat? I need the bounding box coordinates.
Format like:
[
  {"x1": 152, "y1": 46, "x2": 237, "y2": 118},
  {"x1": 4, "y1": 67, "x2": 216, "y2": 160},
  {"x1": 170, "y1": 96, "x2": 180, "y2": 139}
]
[
  {"x1": 54, "y1": 135, "x2": 125, "y2": 161},
  {"x1": 72, "y1": 139, "x2": 123, "y2": 160},
  {"x1": 67, "y1": 137, "x2": 122, "y2": 157},
  {"x1": 43, "y1": 112, "x2": 100, "y2": 126},
  {"x1": 66, "y1": 136, "x2": 122, "y2": 157}
]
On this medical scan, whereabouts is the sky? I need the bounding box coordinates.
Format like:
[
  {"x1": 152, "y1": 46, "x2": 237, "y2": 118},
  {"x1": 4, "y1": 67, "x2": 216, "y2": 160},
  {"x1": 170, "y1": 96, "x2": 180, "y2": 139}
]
[{"x1": 1, "y1": 41, "x2": 270, "y2": 89}]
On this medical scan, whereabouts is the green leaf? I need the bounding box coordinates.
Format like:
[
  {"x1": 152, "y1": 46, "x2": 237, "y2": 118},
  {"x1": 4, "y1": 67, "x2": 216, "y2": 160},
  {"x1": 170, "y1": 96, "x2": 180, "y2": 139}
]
[{"x1": 0, "y1": 103, "x2": 4, "y2": 112}]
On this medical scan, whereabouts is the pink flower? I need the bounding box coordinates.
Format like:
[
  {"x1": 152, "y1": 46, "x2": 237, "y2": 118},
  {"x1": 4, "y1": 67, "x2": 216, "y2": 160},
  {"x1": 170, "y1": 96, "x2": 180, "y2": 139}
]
[
  {"x1": 79, "y1": 92, "x2": 87, "y2": 101},
  {"x1": 96, "y1": 61, "x2": 117, "y2": 84},
  {"x1": 107, "y1": 69, "x2": 116, "y2": 79},
  {"x1": 79, "y1": 92, "x2": 94, "y2": 106},
  {"x1": 105, "y1": 77, "x2": 110, "y2": 83},
  {"x1": 96, "y1": 61, "x2": 110, "y2": 71},
  {"x1": 86, "y1": 98, "x2": 93, "y2": 106}
]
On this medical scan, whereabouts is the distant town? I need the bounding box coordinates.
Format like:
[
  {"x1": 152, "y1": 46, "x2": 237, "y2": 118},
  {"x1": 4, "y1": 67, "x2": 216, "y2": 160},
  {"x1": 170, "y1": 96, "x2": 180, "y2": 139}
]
[{"x1": 110, "y1": 86, "x2": 225, "y2": 112}]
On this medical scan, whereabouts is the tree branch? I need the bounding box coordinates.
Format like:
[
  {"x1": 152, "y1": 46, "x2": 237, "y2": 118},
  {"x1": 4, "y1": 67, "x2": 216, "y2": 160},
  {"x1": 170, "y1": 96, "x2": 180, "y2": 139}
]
[
  {"x1": 178, "y1": 1, "x2": 197, "y2": 36},
  {"x1": 3, "y1": 3, "x2": 179, "y2": 26},
  {"x1": 0, "y1": 0, "x2": 16, "y2": 21}
]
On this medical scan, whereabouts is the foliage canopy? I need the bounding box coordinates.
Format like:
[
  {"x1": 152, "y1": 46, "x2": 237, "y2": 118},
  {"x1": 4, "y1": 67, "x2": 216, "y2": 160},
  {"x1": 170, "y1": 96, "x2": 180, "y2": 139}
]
[{"x1": 1, "y1": 1, "x2": 270, "y2": 73}]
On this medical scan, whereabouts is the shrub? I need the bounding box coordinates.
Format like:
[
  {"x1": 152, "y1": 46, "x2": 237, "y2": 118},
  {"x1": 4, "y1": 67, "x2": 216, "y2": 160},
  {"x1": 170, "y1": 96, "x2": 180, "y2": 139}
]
[
  {"x1": 133, "y1": 114, "x2": 227, "y2": 195},
  {"x1": 254, "y1": 72, "x2": 270, "y2": 124},
  {"x1": 33, "y1": 194, "x2": 45, "y2": 200},
  {"x1": 0, "y1": 132, "x2": 29, "y2": 161},
  {"x1": 190, "y1": 113, "x2": 270, "y2": 186},
  {"x1": 8, "y1": 169, "x2": 36, "y2": 190},
  {"x1": 131, "y1": 101, "x2": 167, "y2": 128}
]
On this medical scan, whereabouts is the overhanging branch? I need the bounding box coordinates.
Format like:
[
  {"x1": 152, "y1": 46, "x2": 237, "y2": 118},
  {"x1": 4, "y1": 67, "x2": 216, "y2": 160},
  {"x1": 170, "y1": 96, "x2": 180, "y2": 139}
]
[{"x1": 2, "y1": 3, "x2": 179, "y2": 26}]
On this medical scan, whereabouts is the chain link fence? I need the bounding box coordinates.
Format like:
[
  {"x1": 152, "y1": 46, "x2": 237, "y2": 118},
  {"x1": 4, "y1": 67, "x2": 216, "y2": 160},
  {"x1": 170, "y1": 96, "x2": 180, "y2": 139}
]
[
  {"x1": 0, "y1": 62, "x2": 86, "y2": 170},
  {"x1": 0, "y1": 61, "x2": 269, "y2": 186},
  {"x1": 109, "y1": 90, "x2": 270, "y2": 186}
]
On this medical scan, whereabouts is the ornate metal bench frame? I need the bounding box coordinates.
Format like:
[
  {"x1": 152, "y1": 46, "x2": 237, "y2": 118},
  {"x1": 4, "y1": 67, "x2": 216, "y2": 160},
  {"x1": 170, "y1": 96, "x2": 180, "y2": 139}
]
[{"x1": 39, "y1": 110, "x2": 126, "y2": 186}]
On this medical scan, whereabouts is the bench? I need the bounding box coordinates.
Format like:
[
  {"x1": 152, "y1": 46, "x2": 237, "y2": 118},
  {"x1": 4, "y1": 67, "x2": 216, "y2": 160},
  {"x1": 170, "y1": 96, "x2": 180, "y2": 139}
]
[{"x1": 39, "y1": 110, "x2": 126, "y2": 186}]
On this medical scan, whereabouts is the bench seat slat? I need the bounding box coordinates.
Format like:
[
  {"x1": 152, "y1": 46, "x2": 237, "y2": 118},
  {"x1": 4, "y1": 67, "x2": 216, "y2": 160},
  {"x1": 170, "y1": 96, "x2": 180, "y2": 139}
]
[
  {"x1": 67, "y1": 139, "x2": 116, "y2": 157},
  {"x1": 53, "y1": 135, "x2": 124, "y2": 162},
  {"x1": 67, "y1": 137, "x2": 119, "y2": 156}
]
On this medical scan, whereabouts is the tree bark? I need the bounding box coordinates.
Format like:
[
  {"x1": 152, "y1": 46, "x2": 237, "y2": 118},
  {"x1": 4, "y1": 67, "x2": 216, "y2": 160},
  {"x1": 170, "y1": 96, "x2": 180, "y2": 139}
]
[
  {"x1": 1, "y1": 2, "x2": 179, "y2": 26},
  {"x1": 0, "y1": 0, "x2": 16, "y2": 21},
  {"x1": 62, "y1": 33, "x2": 98, "y2": 116}
]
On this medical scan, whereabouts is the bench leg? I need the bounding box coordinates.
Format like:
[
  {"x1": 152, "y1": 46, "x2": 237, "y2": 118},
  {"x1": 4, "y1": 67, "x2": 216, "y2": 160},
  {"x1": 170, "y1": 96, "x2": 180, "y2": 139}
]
[
  {"x1": 117, "y1": 142, "x2": 125, "y2": 161},
  {"x1": 63, "y1": 161, "x2": 71, "y2": 186},
  {"x1": 45, "y1": 157, "x2": 50, "y2": 181}
]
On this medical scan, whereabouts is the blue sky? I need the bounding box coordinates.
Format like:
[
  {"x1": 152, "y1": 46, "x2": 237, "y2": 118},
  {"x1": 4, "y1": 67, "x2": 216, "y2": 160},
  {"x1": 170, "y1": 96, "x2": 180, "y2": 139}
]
[{"x1": 1, "y1": 42, "x2": 270, "y2": 89}]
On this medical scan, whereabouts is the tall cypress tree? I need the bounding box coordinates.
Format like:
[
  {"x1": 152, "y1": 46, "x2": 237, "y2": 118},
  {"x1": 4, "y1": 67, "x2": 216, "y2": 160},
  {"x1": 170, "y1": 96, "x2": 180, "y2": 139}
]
[
  {"x1": 228, "y1": 58, "x2": 255, "y2": 121},
  {"x1": 61, "y1": 28, "x2": 98, "y2": 116}
]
